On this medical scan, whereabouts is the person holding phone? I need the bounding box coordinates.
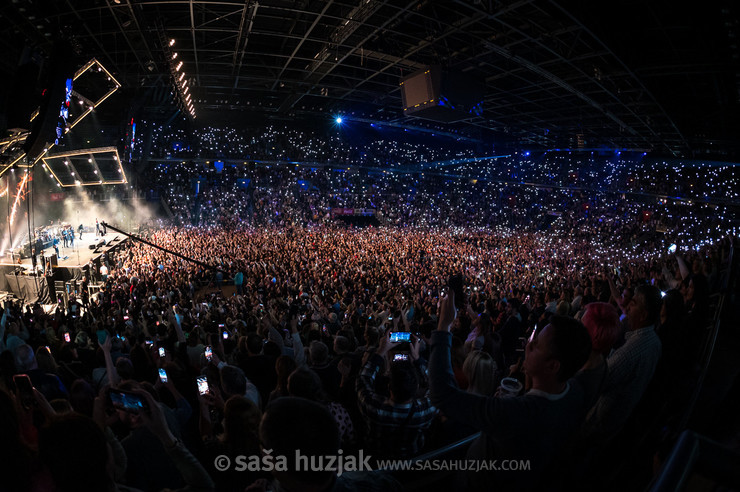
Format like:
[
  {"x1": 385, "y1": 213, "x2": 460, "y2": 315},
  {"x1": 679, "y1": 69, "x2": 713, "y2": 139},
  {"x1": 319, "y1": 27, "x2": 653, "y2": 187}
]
[
  {"x1": 38, "y1": 389, "x2": 214, "y2": 492},
  {"x1": 13, "y1": 344, "x2": 68, "y2": 402},
  {"x1": 356, "y1": 332, "x2": 436, "y2": 459},
  {"x1": 113, "y1": 381, "x2": 202, "y2": 491},
  {"x1": 429, "y1": 292, "x2": 592, "y2": 490}
]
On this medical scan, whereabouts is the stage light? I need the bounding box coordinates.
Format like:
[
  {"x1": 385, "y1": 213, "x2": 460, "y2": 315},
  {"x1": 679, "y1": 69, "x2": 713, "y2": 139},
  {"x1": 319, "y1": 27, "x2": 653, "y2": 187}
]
[
  {"x1": 169, "y1": 39, "x2": 175, "y2": 46},
  {"x1": 335, "y1": 117, "x2": 343, "y2": 124},
  {"x1": 172, "y1": 53, "x2": 178, "y2": 59},
  {"x1": 179, "y1": 72, "x2": 185, "y2": 81},
  {"x1": 176, "y1": 61, "x2": 183, "y2": 71}
]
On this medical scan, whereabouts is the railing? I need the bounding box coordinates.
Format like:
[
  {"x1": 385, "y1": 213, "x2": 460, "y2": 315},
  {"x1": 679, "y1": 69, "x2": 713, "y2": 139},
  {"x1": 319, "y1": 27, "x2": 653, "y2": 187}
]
[
  {"x1": 650, "y1": 430, "x2": 740, "y2": 492},
  {"x1": 678, "y1": 236, "x2": 735, "y2": 431}
]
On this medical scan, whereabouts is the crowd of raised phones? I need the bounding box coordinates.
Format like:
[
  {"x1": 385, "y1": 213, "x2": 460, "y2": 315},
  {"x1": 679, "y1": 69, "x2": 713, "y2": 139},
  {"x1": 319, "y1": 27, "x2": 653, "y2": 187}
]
[{"x1": 0, "y1": 135, "x2": 735, "y2": 491}]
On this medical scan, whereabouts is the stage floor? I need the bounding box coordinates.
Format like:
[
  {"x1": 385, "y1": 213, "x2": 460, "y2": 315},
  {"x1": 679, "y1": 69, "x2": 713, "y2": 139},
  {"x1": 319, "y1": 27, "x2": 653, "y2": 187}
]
[{"x1": 0, "y1": 233, "x2": 126, "y2": 271}]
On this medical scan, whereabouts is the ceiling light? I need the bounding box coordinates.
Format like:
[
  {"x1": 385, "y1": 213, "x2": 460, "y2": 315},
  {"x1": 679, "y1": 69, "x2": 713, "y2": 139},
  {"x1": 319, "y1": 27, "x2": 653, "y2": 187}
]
[
  {"x1": 172, "y1": 53, "x2": 178, "y2": 59},
  {"x1": 169, "y1": 39, "x2": 175, "y2": 46}
]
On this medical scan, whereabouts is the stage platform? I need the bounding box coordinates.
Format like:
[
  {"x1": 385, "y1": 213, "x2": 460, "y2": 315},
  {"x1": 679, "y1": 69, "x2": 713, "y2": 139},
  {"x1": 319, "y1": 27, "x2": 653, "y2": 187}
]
[
  {"x1": 0, "y1": 233, "x2": 129, "y2": 303},
  {"x1": 0, "y1": 233, "x2": 125, "y2": 270}
]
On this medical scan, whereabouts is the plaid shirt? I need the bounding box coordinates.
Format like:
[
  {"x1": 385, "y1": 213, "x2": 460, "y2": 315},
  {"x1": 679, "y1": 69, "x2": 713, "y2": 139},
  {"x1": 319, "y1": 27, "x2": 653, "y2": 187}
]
[
  {"x1": 356, "y1": 353, "x2": 437, "y2": 458},
  {"x1": 584, "y1": 324, "x2": 662, "y2": 440}
]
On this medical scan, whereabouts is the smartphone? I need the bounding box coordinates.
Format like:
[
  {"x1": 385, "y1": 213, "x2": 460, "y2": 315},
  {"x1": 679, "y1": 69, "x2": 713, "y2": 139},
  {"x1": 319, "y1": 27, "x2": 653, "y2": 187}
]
[
  {"x1": 123, "y1": 316, "x2": 129, "y2": 321},
  {"x1": 222, "y1": 330, "x2": 228, "y2": 340},
  {"x1": 205, "y1": 346, "x2": 213, "y2": 362},
  {"x1": 64, "y1": 332, "x2": 71, "y2": 343},
  {"x1": 158, "y1": 368, "x2": 168, "y2": 383},
  {"x1": 196, "y1": 375, "x2": 209, "y2": 395},
  {"x1": 45, "y1": 345, "x2": 51, "y2": 353},
  {"x1": 109, "y1": 389, "x2": 149, "y2": 414},
  {"x1": 13, "y1": 374, "x2": 35, "y2": 410},
  {"x1": 668, "y1": 244, "x2": 677, "y2": 254},
  {"x1": 158, "y1": 347, "x2": 166, "y2": 358},
  {"x1": 145, "y1": 340, "x2": 154, "y2": 347},
  {"x1": 448, "y1": 274, "x2": 465, "y2": 310},
  {"x1": 388, "y1": 316, "x2": 393, "y2": 321},
  {"x1": 389, "y1": 332, "x2": 411, "y2": 342},
  {"x1": 393, "y1": 353, "x2": 409, "y2": 361},
  {"x1": 322, "y1": 325, "x2": 328, "y2": 334},
  {"x1": 517, "y1": 336, "x2": 528, "y2": 351},
  {"x1": 218, "y1": 323, "x2": 225, "y2": 329}
]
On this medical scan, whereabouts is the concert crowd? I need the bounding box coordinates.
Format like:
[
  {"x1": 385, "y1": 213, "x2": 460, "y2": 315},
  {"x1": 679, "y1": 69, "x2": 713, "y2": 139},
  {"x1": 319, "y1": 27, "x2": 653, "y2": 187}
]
[{"x1": 0, "y1": 135, "x2": 735, "y2": 492}]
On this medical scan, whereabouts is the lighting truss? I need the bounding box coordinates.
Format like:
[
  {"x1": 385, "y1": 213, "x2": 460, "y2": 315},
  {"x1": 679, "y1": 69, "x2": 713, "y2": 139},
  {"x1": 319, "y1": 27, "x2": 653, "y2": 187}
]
[
  {"x1": 41, "y1": 146, "x2": 127, "y2": 187},
  {"x1": 0, "y1": 58, "x2": 121, "y2": 176},
  {"x1": 157, "y1": 24, "x2": 196, "y2": 119}
]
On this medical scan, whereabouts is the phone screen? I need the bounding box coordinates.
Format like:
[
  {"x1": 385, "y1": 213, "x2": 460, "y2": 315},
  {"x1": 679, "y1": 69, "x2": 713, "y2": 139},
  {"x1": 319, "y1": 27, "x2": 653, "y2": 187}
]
[
  {"x1": 393, "y1": 353, "x2": 409, "y2": 361},
  {"x1": 222, "y1": 331, "x2": 228, "y2": 340},
  {"x1": 109, "y1": 389, "x2": 148, "y2": 413},
  {"x1": 205, "y1": 346, "x2": 212, "y2": 361},
  {"x1": 158, "y1": 347, "x2": 166, "y2": 358},
  {"x1": 13, "y1": 375, "x2": 35, "y2": 409},
  {"x1": 389, "y1": 332, "x2": 411, "y2": 342},
  {"x1": 196, "y1": 376, "x2": 209, "y2": 395},
  {"x1": 158, "y1": 368, "x2": 168, "y2": 383},
  {"x1": 64, "y1": 332, "x2": 71, "y2": 343}
]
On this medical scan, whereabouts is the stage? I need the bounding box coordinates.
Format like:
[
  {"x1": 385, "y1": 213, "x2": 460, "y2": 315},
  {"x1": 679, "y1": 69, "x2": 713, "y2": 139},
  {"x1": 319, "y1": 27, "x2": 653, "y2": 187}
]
[
  {"x1": 0, "y1": 232, "x2": 129, "y2": 303},
  {"x1": 0, "y1": 233, "x2": 125, "y2": 271}
]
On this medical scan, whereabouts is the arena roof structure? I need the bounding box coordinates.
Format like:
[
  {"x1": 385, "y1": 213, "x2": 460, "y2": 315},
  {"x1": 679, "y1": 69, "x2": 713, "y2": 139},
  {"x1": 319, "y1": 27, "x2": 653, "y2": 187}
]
[{"x1": 1, "y1": 0, "x2": 739, "y2": 156}]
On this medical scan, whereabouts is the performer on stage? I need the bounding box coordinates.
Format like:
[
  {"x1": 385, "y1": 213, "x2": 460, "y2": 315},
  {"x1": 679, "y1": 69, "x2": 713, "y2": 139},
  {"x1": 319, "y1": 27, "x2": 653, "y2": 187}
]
[{"x1": 78, "y1": 223, "x2": 83, "y2": 240}]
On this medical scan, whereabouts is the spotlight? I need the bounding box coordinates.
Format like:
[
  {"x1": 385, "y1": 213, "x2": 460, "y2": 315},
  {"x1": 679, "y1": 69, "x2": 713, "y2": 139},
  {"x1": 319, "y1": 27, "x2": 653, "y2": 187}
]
[
  {"x1": 169, "y1": 39, "x2": 175, "y2": 46},
  {"x1": 172, "y1": 53, "x2": 178, "y2": 59},
  {"x1": 335, "y1": 117, "x2": 343, "y2": 124}
]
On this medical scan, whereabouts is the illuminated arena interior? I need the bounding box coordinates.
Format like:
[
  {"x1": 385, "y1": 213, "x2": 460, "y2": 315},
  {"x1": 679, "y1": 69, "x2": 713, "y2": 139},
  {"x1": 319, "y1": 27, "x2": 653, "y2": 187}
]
[{"x1": 0, "y1": 2, "x2": 739, "y2": 491}]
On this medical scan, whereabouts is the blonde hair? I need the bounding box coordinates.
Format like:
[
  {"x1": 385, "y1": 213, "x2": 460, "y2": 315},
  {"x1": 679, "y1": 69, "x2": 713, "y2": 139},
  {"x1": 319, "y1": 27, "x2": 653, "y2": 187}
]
[{"x1": 463, "y1": 351, "x2": 497, "y2": 396}]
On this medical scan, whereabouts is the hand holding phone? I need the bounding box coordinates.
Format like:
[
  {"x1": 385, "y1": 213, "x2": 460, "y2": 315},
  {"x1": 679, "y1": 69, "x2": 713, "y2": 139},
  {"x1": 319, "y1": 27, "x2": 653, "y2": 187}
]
[
  {"x1": 393, "y1": 353, "x2": 409, "y2": 361},
  {"x1": 205, "y1": 346, "x2": 213, "y2": 362},
  {"x1": 108, "y1": 389, "x2": 149, "y2": 414},
  {"x1": 158, "y1": 368, "x2": 168, "y2": 383},
  {"x1": 13, "y1": 374, "x2": 35, "y2": 410},
  {"x1": 158, "y1": 347, "x2": 166, "y2": 358},
  {"x1": 196, "y1": 376, "x2": 209, "y2": 395},
  {"x1": 389, "y1": 331, "x2": 411, "y2": 343}
]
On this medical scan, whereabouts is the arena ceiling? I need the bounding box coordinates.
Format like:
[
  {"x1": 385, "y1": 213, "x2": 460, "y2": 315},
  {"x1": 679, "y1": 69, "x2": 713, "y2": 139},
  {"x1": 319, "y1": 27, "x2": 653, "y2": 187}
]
[{"x1": 1, "y1": 0, "x2": 739, "y2": 156}]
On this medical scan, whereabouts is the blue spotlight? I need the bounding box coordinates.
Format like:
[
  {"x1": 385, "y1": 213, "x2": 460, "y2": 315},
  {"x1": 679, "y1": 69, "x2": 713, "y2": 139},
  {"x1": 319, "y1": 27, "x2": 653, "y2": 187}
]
[
  {"x1": 335, "y1": 117, "x2": 343, "y2": 124},
  {"x1": 524, "y1": 151, "x2": 530, "y2": 157}
]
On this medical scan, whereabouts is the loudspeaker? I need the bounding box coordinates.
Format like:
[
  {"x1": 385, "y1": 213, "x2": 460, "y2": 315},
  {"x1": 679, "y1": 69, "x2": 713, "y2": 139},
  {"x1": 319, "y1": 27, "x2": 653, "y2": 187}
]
[{"x1": 46, "y1": 255, "x2": 58, "y2": 268}]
